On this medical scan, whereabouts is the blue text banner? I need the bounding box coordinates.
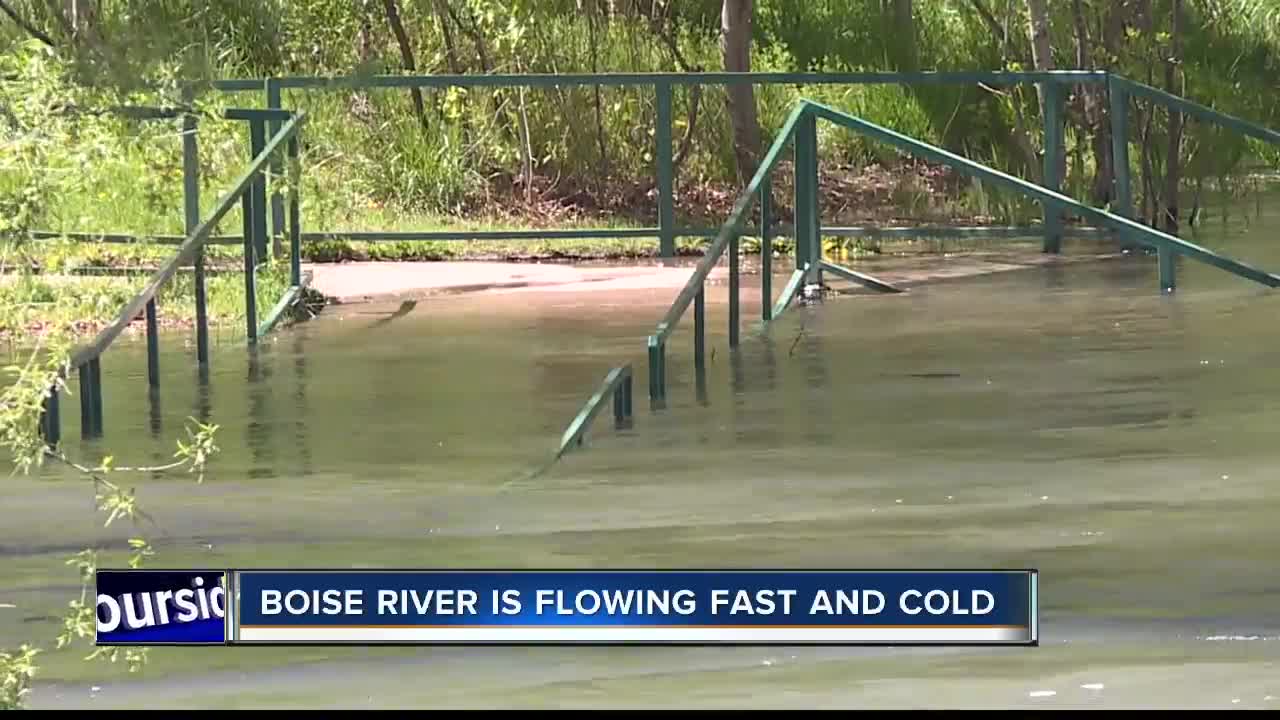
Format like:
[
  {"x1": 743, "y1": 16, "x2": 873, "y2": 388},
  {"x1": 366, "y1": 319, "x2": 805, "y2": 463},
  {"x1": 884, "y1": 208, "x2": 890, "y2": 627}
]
[{"x1": 232, "y1": 570, "x2": 1037, "y2": 646}]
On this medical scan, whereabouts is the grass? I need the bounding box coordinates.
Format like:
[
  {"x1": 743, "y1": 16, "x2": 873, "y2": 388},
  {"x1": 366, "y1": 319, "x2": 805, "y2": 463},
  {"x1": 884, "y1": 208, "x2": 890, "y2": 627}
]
[{"x1": 0, "y1": 239, "x2": 296, "y2": 342}]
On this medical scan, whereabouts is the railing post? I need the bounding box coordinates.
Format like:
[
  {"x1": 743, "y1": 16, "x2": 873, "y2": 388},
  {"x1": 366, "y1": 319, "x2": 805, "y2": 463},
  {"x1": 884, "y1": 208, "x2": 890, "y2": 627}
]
[
  {"x1": 287, "y1": 135, "x2": 302, "y2": 287},
  {"x1": 614, "y1": 372, "x2": 633, "y2": 429},
  {"x1": 729, "y1": 232, "x2": 740, "y2": 347},
  {"x1": 89, "y1": 357, "x2": 103, "y2": 435},
  {"x1": 1158, "y1": 246, "x2": 1176, "y2": 292},
  {"x1": 266, "y1": 78, "x2": 285, "y2": 258},
  {"x1": 793, "y1": 116, "x2": 810, "y2": 271},
  {"x1": 647, "y1": 334, "x2": 665, "y2": 403},
  {"x1": 248, "y1": 119, "x2": 269, "y2": 261},
  {"x1": 655, "y1": 81, "x2": 675, "y2": 259},
  {"x1": 623, "y1": 372, "x2": 632, "y2": 420},
  {"x1": 1108, "y1": 75, "x2": 1135, "y2": 253},
  {"x1": 694, "y1": 287, "x2": 706, "y2": 373},
  {"x1": 78, "y1": 363, "x2": 93, "y2": 438},
  {"x1": 183, "y1": 92, "x2": 209, "y2": 368},
  {"x1": 243, "y1": 190, "x2": 259, "y2": 344},
  {"x1": 40, "y1": 385, "x2": 60, "y2": 447},
  {"x1": 145, "y1": 299, "x2": 160, "y2": 388},
  {"x1": 795, "y1": 111, "x2": 820, "y2": 278},
  {"x1": 761, "y1": 174, "x2": 773, "y2": 322},
  {"x1": 1042, "y1": 80, "x2": 1064, "y2": 254},
  {"x1": 1108, "y1": 76, "x2": 1132, "y2": 220}
]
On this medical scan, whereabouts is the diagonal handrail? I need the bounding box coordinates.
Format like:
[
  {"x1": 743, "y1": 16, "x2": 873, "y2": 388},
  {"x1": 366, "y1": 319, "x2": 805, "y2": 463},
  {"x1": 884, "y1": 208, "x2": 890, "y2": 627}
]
[
  {"x1": 802, "y1": 100, "x2": 1280, "y2": 289},
  {"x1": 651, "y1": 104, "x2": 809, "y2": 346},
  {"x1": 68, "y1": 112, "x2": 307, "y2": 369},
  {"x1": 556, "y1": 364, "x2": 633, "y2": 458},
  {"x1": 638, "y1": 98, "x2": 1280, "y2": 411},
  {"x1": 1112, "y1": 76, "x2": 1280, "y2": 147}
]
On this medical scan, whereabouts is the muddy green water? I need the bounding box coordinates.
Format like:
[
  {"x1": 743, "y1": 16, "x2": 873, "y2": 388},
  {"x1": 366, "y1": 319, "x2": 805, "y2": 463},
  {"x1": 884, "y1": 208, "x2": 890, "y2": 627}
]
[{"x1": 6, "y1": 203, "x2": 1280, "y2": 709}]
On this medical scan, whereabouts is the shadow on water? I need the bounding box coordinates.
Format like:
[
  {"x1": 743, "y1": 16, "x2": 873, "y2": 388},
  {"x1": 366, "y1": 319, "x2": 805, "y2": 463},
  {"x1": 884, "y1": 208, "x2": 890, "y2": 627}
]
[
  {"x1": 147, "y1": 386, "x2": 162, "y2": 439},
  {"x1": 293, "y1": 331, "x2": 313, "y2": 477},
  {"x1": 246, "y1": 346, "x2": 275, "y2": 480}
]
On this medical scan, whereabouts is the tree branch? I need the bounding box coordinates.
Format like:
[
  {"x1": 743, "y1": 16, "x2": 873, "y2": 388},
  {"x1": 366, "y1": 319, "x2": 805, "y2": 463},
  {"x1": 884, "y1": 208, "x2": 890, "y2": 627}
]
[
  {"x1": 641, "y1": 0, "x2": 702, "y2": 172},
  {"x1": 967, "y1": 0, "x2": 1005, "y2": 43},
  {"x1": 381, "y1": 0, "x2": 429, "y2": 132},
  {"x1": 0, "y1": 0, "x2": 57, "y2": 47}
]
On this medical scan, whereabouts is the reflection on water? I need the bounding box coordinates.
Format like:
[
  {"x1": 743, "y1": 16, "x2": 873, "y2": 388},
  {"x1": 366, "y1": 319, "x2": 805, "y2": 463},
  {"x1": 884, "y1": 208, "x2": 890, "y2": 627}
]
[{"x1": 7, "y1": 199, "x2": 1280, "y2": 708}]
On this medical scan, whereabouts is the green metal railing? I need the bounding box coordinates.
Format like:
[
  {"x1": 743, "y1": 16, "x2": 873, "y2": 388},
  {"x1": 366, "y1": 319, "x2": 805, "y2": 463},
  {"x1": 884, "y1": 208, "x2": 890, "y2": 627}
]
[
  {"x1": 34, "y1": 70, "x2": 1280, "y2": 454},
  {"x1": 550, "y1": 76, "x2": 1280, "y2": 457},
  {"x1": 555, "y1": 364, "x2": 633, "y2": 457},
  {"x1": 30, "y1": 70, "x2": 1280, "y2": 268},
  {"x1": 205, "y1": 70, "x2": 1105, "y2": 257},
  {"x1": 37, "y1": 109, "x2": 308, "y2": 446},
  {"x1": 639, "y1": 98, "x2": 1280, "y2": 406},
  {"x1": 643, "y1": 102, "x2": 907, "y2": 407},
  {"x1": 1106, "y1": 75, "x2": 1280, "y2": 289}
]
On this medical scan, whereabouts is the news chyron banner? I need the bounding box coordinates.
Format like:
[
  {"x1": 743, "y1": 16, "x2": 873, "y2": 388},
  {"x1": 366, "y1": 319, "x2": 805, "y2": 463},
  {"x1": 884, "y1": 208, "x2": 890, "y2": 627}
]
[{"x1": 96, "y1": 569, "x2": 1038, "y2": 646}]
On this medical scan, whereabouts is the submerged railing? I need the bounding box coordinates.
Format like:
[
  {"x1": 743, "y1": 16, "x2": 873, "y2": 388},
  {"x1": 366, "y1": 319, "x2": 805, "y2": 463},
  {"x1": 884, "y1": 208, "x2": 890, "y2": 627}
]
[
  {"x1": 37, "y1": 109, "x2": 308, "y2": 445},
  {"x1": 1106, "y1": 75, "x2": 1280, "y2": 289},
  {"x1": 555, "y1": 364, "x2": 634, "y2": 457},
  {"x1": 645, "y1": 99, "x2": 1280, "y2": 403},
  {"x1": 553, "y1": 90, "x2": 1280, "y2": 458}
]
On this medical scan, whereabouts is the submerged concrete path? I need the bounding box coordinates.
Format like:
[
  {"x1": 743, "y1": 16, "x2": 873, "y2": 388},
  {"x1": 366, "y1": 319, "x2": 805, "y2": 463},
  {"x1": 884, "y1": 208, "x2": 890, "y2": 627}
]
[
  {"x1": 306, "y1": 261, "x2": 727, "y2": 304},
  {"x1": 306, "y1": 249, "x2": 1123, "y2": 305}
]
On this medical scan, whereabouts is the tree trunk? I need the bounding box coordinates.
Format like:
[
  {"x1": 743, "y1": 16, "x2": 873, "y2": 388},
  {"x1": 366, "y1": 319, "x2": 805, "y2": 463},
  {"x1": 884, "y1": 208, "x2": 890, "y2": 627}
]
[
  {"x1": 349, "y1": 0, "x2": 377, "y2": 123},
  {"x1": 1025, "y1": 0, "x2": 1054, "y2": 115},
  {"x1": 0, "y1": 0, "x2": 56, "y2": 47},
  {"x1": 447, "y1": 1, "x2": 519, "y2": 144},
  {"x1": 1136, "y1": 0, "x2": 1160, "y2": 225},
  {"x1": 644, "y1": 3, "x2": 703, "y2": 174},
  {"x1": 1162, "y1": 0, "x2": 1184, "y2": 234},
  {"x1": 721, "y1": 0, "x2": 761, "y2": 184},
  {"x1": 1071, "y1": 0, "x2": 1112, "y2": 205},
  {"x1": 62, "y1": 0, "x2": 101, "y2": 47},
  {"x1": 381, "y1": 0, "x2": 429, "y2": 132},
  {"x1": 1100, "y1": 0, "x2": 1129, "y2": 206},
  {"x1": 433, "y1": 0, "x2": 463, "y2": 74},
  {"x1": 1025, "y1": 0, "x2": 1064, "y2": 184},
  {"x1": 887, "y1": 0, "x2": 918, "y2": 72},
  {"x1": 587, "y1": 3, "x2": 610, "y2": 186},
  {"x1": 968, "y1": 0, "x2": 1040, "y2": 181}
]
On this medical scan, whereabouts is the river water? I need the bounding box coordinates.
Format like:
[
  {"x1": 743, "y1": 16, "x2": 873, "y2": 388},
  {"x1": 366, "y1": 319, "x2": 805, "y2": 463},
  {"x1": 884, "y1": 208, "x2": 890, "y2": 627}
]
[{"x1": 5, "y1": 205, "x2": 1280, "y2": 708}]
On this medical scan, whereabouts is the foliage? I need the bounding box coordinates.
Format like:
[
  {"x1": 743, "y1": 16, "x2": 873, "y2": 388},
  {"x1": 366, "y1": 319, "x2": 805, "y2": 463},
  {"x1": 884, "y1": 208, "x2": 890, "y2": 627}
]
[
  {"x1": 4, "y1": 1, "x2": 1277, "y2": 237},
  {"x1": 0, "y1": 645, "x2": 39, "y2": 710},
  {"x1": 0, "y1": 30, "x2": 233, "y2": 711}
]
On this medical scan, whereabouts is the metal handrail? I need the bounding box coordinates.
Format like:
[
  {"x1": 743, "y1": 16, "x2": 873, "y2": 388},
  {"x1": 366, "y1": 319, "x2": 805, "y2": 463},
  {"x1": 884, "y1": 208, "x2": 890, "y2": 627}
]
[
  {"x1": 211, "y1": 70, "x2": 1108, "y2": 92},
  {"x1": 38, "y1": 110, "x2": 309, "y2": 447},
  {"x1": 651, "y1": 104, "x2": 808, "y2": 347},
  {"x1": 802, "y1": 100, "x2": 1280, "y2": 289},
  {"x1": 44, "y1": 71, "x2": 1280, "y2": 261},
  {"x1": 67, "y1": 112, "x2": 307, "y2": 368},
  {"x1": 1112, "y1": 76, "x2": 1280, "y2": 147},
  {"x1": 637, "y1": 97, "x2": 1280, "y2": 408},
  {"x1": 556, "y1": 364, "x2": 634, "y2": 458},
  {"x1": 203, "y1": 70, "x2": 1114, "y2": 258}
]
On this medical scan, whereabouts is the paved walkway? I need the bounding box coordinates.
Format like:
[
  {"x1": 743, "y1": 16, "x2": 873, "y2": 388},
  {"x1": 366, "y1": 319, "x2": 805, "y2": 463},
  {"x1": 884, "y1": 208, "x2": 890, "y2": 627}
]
[
  {"x1": 306, "y1": 261, "x2": 730, "y2": 304},
  {"x1": 305, "y1": 250, "x2": 1122, "y2": 305}
]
